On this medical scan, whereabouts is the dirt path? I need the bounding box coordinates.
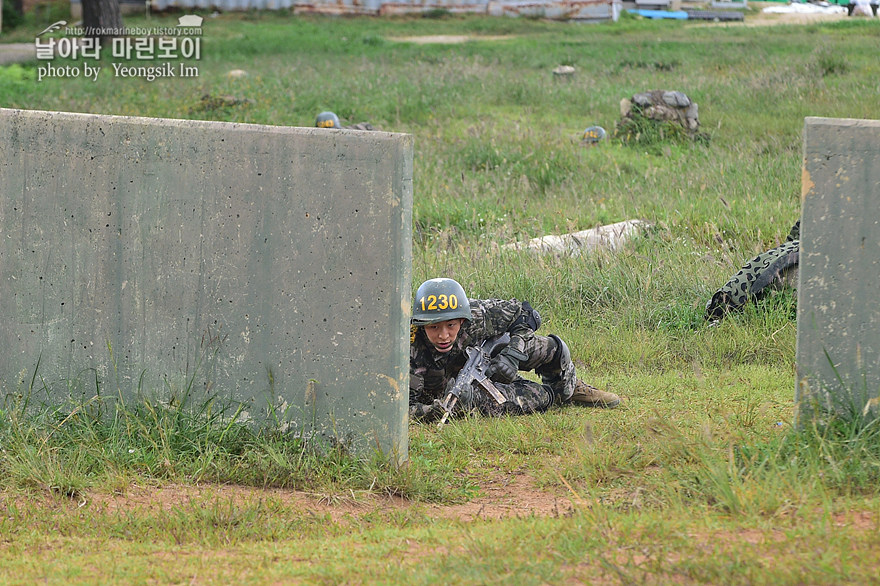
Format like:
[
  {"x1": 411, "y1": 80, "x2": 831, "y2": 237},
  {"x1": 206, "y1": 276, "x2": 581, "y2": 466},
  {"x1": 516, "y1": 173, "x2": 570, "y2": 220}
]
[
  {"x1": 0, "y1": 43, "x2": 34, "y2": 65},
  {"x1": 69, "y1": 472, "x2": 576, "y2": 522}
]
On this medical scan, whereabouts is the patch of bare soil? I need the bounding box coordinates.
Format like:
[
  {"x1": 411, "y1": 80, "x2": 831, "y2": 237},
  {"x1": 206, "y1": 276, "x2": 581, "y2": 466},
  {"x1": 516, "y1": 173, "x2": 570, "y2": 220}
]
[
  {"x1": 62, "y1": 481, "x2": 880, "y2": 534},
  {"x1": 425, "y1": 471, "x2": 577, "y2": 520},
  {"x1": 26, "y1": 472, "x2": 576, "y2": 523},
  {"x1": 14, "y1": 475, "x2": 878, "y2": 529},
  {"x1": 4, "y1": 479, "x2": 878, "y2": 578}
]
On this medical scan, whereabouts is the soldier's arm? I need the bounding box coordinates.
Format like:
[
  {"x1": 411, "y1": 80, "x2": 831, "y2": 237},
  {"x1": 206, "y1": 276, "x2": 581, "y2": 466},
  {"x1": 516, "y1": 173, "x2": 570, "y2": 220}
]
[
  {"x1": 481, "y1": 299, "x2": 538, "y2": 379},
  {"x1": 408, "y1": 372, "x2": 436, "y2": 420},
  {"x1": 497, "y1": 299, "x2": 537, "y2": 357}
]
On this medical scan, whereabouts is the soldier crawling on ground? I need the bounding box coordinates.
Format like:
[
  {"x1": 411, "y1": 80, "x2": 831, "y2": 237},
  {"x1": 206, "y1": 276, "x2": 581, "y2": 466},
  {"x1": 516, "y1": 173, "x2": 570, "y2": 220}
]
[
  {"x1": 314, "y1": 111, "x2": 375, "y2": 131},
  {"x1": 409, "y1": 278, "x2": 621, "y2": 422}
]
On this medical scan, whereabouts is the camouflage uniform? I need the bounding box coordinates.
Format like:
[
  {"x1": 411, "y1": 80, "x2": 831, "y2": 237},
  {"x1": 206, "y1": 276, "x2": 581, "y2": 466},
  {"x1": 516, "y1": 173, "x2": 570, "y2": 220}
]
[
  {"x1": 410, "y1": 298, "x2": 567, "y2": 421},
  {"x1": 705, "y1": 221, "x2": 800, "y2": 321}
]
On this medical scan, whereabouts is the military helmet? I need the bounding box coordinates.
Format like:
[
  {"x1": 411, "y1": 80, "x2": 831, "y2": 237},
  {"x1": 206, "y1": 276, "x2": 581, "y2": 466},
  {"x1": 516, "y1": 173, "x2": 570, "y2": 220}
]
[
  {"x1": 315, "y1": 111, "x2": 340, "y2": 129},
  {"x1": 582, "y1": 125, "x2": 607, "y2": 143},
  {"x1": 411, "y1": 278, "x2": 472, "y2": 326}
]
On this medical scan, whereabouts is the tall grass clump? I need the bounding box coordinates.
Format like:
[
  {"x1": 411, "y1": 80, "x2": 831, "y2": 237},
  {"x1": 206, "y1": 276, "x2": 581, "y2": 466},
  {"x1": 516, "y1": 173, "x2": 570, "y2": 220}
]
[
  {"x1": 613, "y1": 113, "x2": 708, "y2": 153},
  {"x1": 680, "y1": 414, "x2": 880, "y2": 517},
  {"x1": 549, "y1": 403, "x2": 880, "y2": 519},
  {"x1": 0, "y1": 384, "x2": 468, "y2": 502}
]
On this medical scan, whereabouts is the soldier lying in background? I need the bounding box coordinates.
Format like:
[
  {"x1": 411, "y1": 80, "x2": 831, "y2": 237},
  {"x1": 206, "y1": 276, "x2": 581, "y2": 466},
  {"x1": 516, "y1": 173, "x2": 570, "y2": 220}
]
[
  {"x1": 705, "y1": 220, "x2": 800, "y2": 322},
  {"x1": 409, "y1": 278, "x2": 620, "y2": 423},
  {"x1": 315, "y1": 111, "x2": 375, "y2": 131}
]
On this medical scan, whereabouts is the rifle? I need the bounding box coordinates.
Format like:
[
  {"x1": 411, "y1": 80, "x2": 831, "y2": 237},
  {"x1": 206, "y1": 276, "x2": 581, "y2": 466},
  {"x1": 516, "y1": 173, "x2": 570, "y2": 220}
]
[{"x1": 437, "y1": 332, "x2": 510, "y2": 428}]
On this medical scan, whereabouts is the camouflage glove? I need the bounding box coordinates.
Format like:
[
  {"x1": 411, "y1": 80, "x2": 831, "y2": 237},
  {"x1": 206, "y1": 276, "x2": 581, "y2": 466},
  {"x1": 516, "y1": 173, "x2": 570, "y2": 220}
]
[
  {"x1": 486, "y1": 347, "x2": 528, "y2": 384},
  {"x1": 411, "y1": 399, "x2": 447, "y2": 423}
]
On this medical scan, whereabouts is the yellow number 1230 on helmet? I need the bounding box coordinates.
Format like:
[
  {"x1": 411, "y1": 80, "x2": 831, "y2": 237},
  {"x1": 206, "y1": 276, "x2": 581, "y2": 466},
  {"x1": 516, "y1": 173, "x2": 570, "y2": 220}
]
[{"x1": 411, "y1": 278, "x2": 472, "y2": 326}]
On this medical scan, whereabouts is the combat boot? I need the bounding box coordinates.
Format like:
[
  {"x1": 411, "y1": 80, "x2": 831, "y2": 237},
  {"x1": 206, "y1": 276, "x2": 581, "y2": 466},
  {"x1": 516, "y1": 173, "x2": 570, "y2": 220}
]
[{"x1": 569, "y1": 381, "x2": 620, "y2": 409}]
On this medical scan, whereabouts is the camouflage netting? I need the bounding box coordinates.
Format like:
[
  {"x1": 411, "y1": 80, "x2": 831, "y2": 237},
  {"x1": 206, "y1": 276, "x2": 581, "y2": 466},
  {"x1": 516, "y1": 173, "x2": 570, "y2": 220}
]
[
  {"x1": 615, "y1": 90, "x2": 704, "y2": 145},
  {"x1": 705, "y1": 221, "x2": 801, "y2": 322}
]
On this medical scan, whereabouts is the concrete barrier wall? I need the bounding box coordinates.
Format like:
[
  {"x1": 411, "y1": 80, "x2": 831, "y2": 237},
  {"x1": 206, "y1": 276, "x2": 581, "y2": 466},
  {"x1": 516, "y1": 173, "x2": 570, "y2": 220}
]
[
  {"x1": 797, "y1": 117, "x2": 880, "y2": 422},
  {"x1": 0, "y1": 108, "x2": 412, "y2": 461}
]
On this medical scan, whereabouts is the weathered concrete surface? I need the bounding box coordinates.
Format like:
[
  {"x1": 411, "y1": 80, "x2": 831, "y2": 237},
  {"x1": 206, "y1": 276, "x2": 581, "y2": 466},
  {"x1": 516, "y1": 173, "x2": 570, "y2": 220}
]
[
  {"x1": 0, "y1": 108, "x2": 412, "y2": 461},
  {"x1": 796, "y1": 117, "x2": 880, "y2": 422}
]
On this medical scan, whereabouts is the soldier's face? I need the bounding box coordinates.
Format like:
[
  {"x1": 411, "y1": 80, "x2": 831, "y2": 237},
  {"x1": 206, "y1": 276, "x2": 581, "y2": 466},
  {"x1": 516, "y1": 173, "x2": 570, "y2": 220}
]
[{"x1": 423, "y1": 319, "x2": 463, "y2": 353}]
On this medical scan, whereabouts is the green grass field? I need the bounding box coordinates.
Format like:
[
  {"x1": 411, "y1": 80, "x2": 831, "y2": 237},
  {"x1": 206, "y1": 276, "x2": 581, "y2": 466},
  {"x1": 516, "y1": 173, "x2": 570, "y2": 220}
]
[{"x1": 2, "y1": 6, "x2": 880, "y2": 584}]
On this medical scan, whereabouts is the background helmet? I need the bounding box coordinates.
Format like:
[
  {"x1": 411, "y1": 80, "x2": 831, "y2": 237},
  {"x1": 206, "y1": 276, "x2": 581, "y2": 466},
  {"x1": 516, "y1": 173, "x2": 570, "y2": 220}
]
[
  {"x1": 582, "y1": 125, "x2": 607, "y2": 143},
  {"x1": 315, "y1": 111, "x2": 340, "y2": 129},
  {"x1": 411, "y1": 278, "x2": 471, "y2": 326}
]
